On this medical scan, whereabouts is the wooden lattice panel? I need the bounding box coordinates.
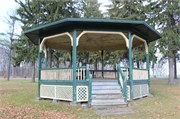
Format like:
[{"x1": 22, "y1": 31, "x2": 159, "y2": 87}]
[
  {"x1": 77, "y1": 86, "x2": 88, "y2": 102},
  {"x1": 133, "y1": 84, "x2": 149, "y2": 99},
  {"x1": 133, "y1": 85, "x2": 141, "y2": 98},
  {"x1": 40, "y1": 85, "x2": 55, "y2": 98},
  {"x1": 141, "y1": 84, "x2": 148, "y2": 96},
  {"x1": 40, "y1": 85, "x2": 73, "y2": 101},
  {"x1": 133, "y1": 69, "x2": 148, "y2": 80},
  {"x1": 56, "y1": 86, "x2": 73, "y2": 101}
]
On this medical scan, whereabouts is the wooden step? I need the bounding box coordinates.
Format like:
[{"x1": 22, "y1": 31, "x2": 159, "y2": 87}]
[
  {"x1": 91, "y1": 99, "x2": 124, "y2": 103},
  {"x1": 92, "y1": 82, "x2": 119, "y2": 86},
  {"x1": 91, "y1": 81, "x2": 127, "y2": 108},
  {"x1": 92, "y1": 85, "x2": 121, "y2": 90},
  {"x1": 92, "y1": 90, "x2": 122, "y2": 94},
  {"x1": 92, "y1": 94, "x2": 124, "y2": 99}
]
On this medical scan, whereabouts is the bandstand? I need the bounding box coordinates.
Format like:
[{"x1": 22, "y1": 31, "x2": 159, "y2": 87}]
[{"x1": 24, "y1": 18, "x2": 162, "y2": 108}]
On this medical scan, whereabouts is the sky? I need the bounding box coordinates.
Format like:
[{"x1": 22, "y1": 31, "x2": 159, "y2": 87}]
[
  {"x1": 0, "y1": 0, "x2": 21, "y2": 35},
  {"x1": 0, "y1": 0, "x2": 110, "y2": 35},
  {"x1": 0, "y1": 0, "x2": 179, "y2": 76}
]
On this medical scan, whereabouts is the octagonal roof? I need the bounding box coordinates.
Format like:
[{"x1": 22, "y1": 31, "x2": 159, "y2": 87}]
[{"x1": 24, "y1": 18, "x2": 162, "y2": 45}]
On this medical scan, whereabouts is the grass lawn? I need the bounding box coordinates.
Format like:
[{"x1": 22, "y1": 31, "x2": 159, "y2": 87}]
[{"x1": 0, "y1": 79, "x2": 180, "y2": 118}]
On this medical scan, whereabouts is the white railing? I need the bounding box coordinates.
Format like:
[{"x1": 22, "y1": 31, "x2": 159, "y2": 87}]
[
  {"x1": 76, "y1": 67, "x2": 86, "y2": 80},
  {"x1": 133, "y1": 69, "x2": 148, "y2": 80},
  {"x1": 41, "y1": 68, "x2": 73, "y2": 80}
]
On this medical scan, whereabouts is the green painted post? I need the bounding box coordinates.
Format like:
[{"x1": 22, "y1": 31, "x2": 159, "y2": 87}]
[
  {"x1": 86, "y1": 64, "x2": 89, "y2": 80},
  {"x1": 146, "y1": 42, "x2": 151, "y2": 94},
  {"x1": 36, "y1": 38, "x2": 42, "y2": 100},
  {"x1": 71, "y1": 30, "x2": 79, "y2": 105},
  {"x1": 101, "y1": 50, "x2": 104, "y2": 78},
  {"x1": 128, "y1": 32, "x2": 134, "y2": 102},
  {"x1": 45, "y1": 58, "x2": 47, "y2": 69},
  {"x1": 70, "y1": 50, "x2": 72, "y2": 67},
  {"x1": 86, "y1": 64, "x2": 92, "y2": 105}
]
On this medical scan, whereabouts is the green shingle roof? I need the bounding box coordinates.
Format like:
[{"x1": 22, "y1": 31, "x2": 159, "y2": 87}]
[{"x1": 24, "y1": 18, "x2": 162, "y2": 45}]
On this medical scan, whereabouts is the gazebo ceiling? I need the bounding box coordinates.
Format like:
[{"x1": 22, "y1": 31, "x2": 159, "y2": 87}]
[
  {"x1": 43, "y1": 31, "x2": 129, "y2": 51},
  {"x1": 24, "y1": 18, "x2": 162, "y2": 46}
]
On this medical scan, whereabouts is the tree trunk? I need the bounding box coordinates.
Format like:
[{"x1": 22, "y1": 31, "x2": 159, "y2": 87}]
[
  {"x1": 7, "y1": 50, "x2": 11, "y2": 81},
  {"x1": 31, "y1": 62, "x2": 35, "y2": 83},
  {"x1": 137, "y1": 61, "x2": 139, "y2": 68},
  {"x1": 47, "y1": 49, "x2": 52, "y2": 68},
  {"x1": 174, "y1": 57, "x2": 177, "y2": 79},
  {"x1": 168, "y1": 55, "x2": 175, "y2": 85},
  {"x1": 153, "y1": 67, "x2": 156, "y2": 78}
]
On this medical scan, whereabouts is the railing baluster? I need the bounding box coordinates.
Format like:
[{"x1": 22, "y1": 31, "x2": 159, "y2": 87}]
[
  {"x1": 81, "y1": 68, "x2": 83, "y2": 80},
  {"x1": 78, "y1": 68, "x2": 79, "y2": 80}
]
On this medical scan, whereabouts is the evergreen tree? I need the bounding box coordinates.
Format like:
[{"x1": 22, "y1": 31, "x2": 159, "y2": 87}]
[
  {"x1": 76, "y1": 0, "x2": 103, "y2": 18},
  {"x1": 13, "y1": 0, "x2": 79, "y2": 82},
  {"x1": 144, "y1": 0, "x2": 180, "y2": 84},
  {"x1": 11, "y1": 34, "x2": 38, "y2": 82},
  {"x1": 108, "y1": 0, "x2": 146, "y2": 20},
  {"x1": 107, "y1": 0, "x2": 157, "y2": 68},
  {"x1": 76, "y1": 0, "x2": 103, "y2": 68}
]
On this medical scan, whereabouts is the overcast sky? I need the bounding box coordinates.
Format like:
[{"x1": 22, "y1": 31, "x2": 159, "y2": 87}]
[{"x1": 0, "y1": 0, "x2": 110, "y2": 35}]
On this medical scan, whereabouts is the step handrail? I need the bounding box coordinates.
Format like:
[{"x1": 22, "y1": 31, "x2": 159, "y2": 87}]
[
  {"x1": 86, "y1": 64, "x2": 92, "y2": 105},
  {"x1": 117, "y1": 65, "x2": 127, "y2": 102}
]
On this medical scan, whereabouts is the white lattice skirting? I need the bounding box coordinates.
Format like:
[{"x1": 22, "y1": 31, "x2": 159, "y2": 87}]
[
  {"x1": 76, "y1": 86, "x2": 88, "y2": 102},
  {"x1": 127, "y1": 84, "x2": 149, "y2": 101},
  {"x1": 40, "y1": 85, "x2": 73, "y2": 101}
]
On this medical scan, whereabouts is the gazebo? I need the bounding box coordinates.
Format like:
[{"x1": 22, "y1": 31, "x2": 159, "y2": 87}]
[{"x1": 24, "y1": 18, "x2": 162, "y2": 108}]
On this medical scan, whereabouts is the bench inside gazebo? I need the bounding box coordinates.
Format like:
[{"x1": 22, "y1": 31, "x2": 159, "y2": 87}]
[{"x1": 24, "y1": 18, "x2": 162, "y2": 108}]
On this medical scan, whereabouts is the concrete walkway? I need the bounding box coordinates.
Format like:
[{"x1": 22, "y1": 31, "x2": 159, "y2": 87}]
[{"x1": 94, "y1": 108, "x2": 135, "y2": 115}]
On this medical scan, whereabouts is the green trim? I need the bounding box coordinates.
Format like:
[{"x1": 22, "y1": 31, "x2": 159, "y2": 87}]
[
  {"x1": 72, "y1": 29, "x2": 77, "y2": 103},
  {"x1": 127, "y1": 80, "x2": 149, "y2": 85},
  {"x1": 38, "y1": 38, "x2": 42, "y2": 97},
  {"x1": 39, "y1": 81, "x2": 73, "y2": 85},
  {"x1": 77, "y1": 81, "x2": 89, "y2": 86},
  {"x1": 40, "y1": 80, "x2": 73, "y2": 82},
  {"x1": 120, "y1": 67, "x2": 129, "y2": 69},
  {"x1": 45, "y1": 58, "x2": 47, "y2": 69},
  {"x1": 128, "y1": 32, "x2": 134, "y2": 102},
  {"x1": 77, "y1": 66, "x2": 86, "y2": 68},
  {"x1": 133, "y1": 68, "x2": 148, "y2": 70},
  {"x1": 41, "y1": 67, "x2": 73, "y2": 70},
  {"x1": 24, "y1": 18, "x2": 144, "y2": 34},
  {"x1": 24, "y1": 18, "x2": 69, "y2": 34}
]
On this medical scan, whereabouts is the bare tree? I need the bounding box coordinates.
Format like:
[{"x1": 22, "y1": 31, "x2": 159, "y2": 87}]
[{"x1": 0, "y1": 14, "x2": 17, "y2": 81}]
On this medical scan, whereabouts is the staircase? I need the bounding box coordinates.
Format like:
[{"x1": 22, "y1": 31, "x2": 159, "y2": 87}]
[{"x1": 91, "y1": 79, "x2": 127, "y2": 108}]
